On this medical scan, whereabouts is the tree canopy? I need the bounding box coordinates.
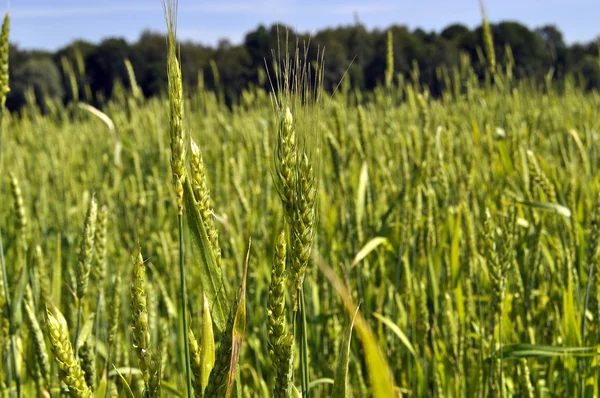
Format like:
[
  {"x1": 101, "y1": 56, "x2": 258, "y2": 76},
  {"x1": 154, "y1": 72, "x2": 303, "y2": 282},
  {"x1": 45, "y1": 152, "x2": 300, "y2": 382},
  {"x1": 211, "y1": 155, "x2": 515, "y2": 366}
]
[{"x1": 7, "y1": 21, "x2": 600, "y2": 111}]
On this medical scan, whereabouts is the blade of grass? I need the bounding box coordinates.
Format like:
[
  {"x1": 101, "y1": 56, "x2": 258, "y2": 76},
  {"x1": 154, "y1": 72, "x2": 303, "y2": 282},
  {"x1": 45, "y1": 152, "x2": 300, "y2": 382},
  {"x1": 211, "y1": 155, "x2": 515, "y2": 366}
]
[
  {"x1": 200, "y1": 292, "x2": 215, "y2": 392},
  {"x1": 332, "y1": 307, "x2": 359, "y2": 397},
  {"x1": 373, "y1": 312, "x2": 417, "y2": 359},
  {"x1": 225, "y1": 239, "x2": 250, "y2": 398}
]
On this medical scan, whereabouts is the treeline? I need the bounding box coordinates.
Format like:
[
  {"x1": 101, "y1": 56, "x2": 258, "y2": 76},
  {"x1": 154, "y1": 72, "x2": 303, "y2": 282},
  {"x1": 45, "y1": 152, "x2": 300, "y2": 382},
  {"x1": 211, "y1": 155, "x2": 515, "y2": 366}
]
[{"x1": 7, "y1": 21, "x2": 600, "y2": 111}]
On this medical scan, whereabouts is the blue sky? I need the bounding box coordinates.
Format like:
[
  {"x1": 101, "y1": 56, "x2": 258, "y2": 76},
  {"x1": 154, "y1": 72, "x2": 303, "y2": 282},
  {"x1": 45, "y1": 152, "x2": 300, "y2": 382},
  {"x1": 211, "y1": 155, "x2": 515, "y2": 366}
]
[{"x1": 8, "y1": 0, "x2": 600, "y2": 50}]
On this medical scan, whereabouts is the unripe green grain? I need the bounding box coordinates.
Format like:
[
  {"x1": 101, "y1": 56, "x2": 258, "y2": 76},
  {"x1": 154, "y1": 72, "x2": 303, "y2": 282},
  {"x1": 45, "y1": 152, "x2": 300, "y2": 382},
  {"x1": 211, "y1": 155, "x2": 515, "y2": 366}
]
[
  {"x1": 188, "y1": 329, "x2": 203, "y2": 398},
  {"x1": 190, "y1": 138, "x2": 221, "y2": 266},
  {"x1": 79, "y1": 337, "x2": 95, "y2": 390},
  {"x1": 76, "y1": 197, "x2": 97, "y2": 301},
  {"x1": 93, "y1": 205, "x2": 108, "y2": 286},
  {"x1": 166, "y1": 25, "x2": 186, "y2": 214},
  {"x1": 357, "y1": 105, "x2": 368, "y2": 158},
  {"x1": 385, "y1": 30, "x2": 394, "y2": 89},
  {"x1": 130, "y1": 251, "x2": 161, "y2": 398},
  {"x1": 268, "y1": 231, "x2": 288, "y2": 346},
  {"x1": 289, "y1": 152, "x2": 316, "y2": 295},
  {"x1": 268, "y1": 230, "x2": 293, "y2": 396},
  {"x1": 45, "y1": 306, "x2": 93, "y2": 398},
  {"x1": 23, "y1": 288, "x2": 50, "y2": 390},
  {"x1": 274, "y1": 107, "x2": 298, "y2": 218},
  {"x1": 34, "y1": 244, "x2": 50, "y2": 309},
  {"x1": 0, "y1": 14, "x2": 9, "y2": 109},
  {"x1": 526, "y1": 150, "x2": 556, "y2": 203},
  {"x1": 107, "y1": 274, "x2": 121, "y2": 348},
  {"x1": 480, "y1": 1, "x2": 496, "y2": 75},
  {"x1": 205, "y1": 299, "x2": 237, "y2": 397},
  {"x1": 9, "y1": 173, "x2": 28, "y2": 246},
  {"x1": 519, "y1": 359, "x2": 534, "y2": 398}
]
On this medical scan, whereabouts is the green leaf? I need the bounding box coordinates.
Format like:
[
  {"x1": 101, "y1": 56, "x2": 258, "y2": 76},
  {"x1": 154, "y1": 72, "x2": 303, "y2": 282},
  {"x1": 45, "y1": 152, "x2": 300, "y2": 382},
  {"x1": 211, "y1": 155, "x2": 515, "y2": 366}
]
[
  {"x1": 225, "y1": 240, "x2": 250, "y2": 398},
  {"x1": 108, "y1": 367, "x2": 142, "y2": 378},
  {"x1": 94, "y1": 375, "x2": 107, "y2": 398},
  {"x1": 515, "y1": 200, "x2": 571, "y2": 218},
  {"x1": 94, "y1": 340, "x2": 107, "y2": 361},
  {"x1": 351, "y1": 237, "x2": 391, "y2": 268},
  {"x1": 200, "y1": 292, "x2": 215, "y2": 392},
  {"x1": 332, "y1": 307, "x2": 358, "y2": 398},
  {"x1": 76, "y1": 313, "x2": 96, "y2": 349},
  {"x1": 373, "y1": 313, "x2": 417, "y2": 358},
  {"x1": 563, "y1": 267, "x2": 581, "y2": 346},
  {"x1": 291, "y1": 385, "x2": 302, "y2": 398},
  {"x1": 111, "y1": 366, "x2": 136, "y2": 398},
  {"x1": 161, "y1": 381, "x2": 184, "y2": 397},
  {"x1": 183, "y1": 179, "x2": 229, "y2": 331}
]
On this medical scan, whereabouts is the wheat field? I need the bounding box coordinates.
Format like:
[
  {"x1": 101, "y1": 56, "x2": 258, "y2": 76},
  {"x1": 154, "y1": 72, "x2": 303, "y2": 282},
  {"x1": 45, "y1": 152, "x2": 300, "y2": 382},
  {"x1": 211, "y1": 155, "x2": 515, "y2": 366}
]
[{"x1": 1, "y1": 3, "x2": 600, "y2": 397}]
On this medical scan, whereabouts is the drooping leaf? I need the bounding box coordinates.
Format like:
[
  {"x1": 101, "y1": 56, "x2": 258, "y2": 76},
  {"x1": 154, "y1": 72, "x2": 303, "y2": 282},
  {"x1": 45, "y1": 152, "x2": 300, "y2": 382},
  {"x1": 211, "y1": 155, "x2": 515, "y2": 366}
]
[
  {"x1": 183, "y1": 179, "x2": 229, "y2": 331},
  {"x1": 373, "y1": 313, "x2": 417, "y2": 358},
  {"x1": 291, "y1": 385, "x2": 302, "y2": 398},
  {"x1": 332, "y1": 307, "x2": 359, "y2": 398},
  {"x1": 108, "y1": 367, "x2": 142, "y2": 378},
  {"x1": 351, "y1": 237, "x2": 391, "y2": 268},
  {"x1": 111, "y1": 366, "x2": 136, "y2": 398},
  {"x1": 319, "y1": 261, "x2": 396, "y2": 398},
  {"x1": 515, "y1": 200, "x2": 571, "y2": 218},
  {"x1": 75, "y1": 313, "x2": 96, "y2": 349}
]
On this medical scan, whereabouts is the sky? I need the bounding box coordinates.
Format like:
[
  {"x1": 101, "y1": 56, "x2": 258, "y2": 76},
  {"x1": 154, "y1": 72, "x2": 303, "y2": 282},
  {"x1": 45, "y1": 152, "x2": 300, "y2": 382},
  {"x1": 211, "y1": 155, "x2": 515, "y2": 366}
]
[{"x1": 7, "y1": 0, "x2": 600, "y2": 51}]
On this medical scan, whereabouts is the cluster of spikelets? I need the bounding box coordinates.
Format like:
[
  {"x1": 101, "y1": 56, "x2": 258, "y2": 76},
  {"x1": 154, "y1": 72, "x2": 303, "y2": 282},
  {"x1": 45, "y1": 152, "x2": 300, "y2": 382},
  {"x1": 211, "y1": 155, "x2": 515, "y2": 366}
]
[
  {"x1": 274, "y1": 107, "x2": 317, "y2": 299},
  {"x1": 267, "y1": 230, "x2": 294, "y2": 396}
]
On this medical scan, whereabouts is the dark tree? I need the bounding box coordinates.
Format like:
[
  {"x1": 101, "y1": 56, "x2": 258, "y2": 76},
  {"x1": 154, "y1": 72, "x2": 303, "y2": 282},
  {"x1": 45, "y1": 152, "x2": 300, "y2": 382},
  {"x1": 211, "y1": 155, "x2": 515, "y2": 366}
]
[
  {"x1": 5, "y1": 20, "x2": 600, "y2": 112},
  {"x1": 8, "y1": 57, "x2": 63, "y2": 111}
]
